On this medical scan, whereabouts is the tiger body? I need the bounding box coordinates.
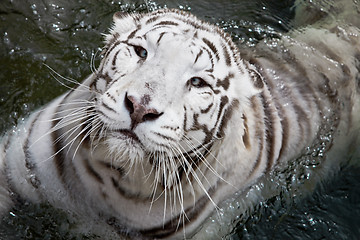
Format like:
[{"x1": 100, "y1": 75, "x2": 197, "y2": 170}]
[{"x1": 1, "y1": 6, "x2": 360, "y2": 240}]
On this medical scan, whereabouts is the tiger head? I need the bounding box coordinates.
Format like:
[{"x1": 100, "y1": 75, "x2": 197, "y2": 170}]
[{"x1": 90, "y1": 9, "x2": 262, "y2": 192}]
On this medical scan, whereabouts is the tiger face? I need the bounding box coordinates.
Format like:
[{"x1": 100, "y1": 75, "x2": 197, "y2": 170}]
[{"x1": 91, "y1": 9, "x2": 260, "y2": 173}]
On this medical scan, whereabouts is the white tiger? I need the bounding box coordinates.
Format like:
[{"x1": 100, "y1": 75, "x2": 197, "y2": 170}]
[{"x1": 1, "y1": 4, "x2": 360, "y2": 240}]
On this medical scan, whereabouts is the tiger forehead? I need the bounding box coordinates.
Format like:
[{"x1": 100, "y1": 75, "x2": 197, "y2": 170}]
[{"x1": 134, "y1": 12, "x2": 227, "y2": 41}]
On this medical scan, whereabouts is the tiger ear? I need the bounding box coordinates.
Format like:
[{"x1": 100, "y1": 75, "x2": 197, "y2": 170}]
[
  {"x1": 113, "y1": 11, "x2": 130, "y2": 21},
  {"x1": 105, "y1": 11, "x2": 139, "y2": 44},
  {"x1": 110, "y1": 11, "x2": 139, "y2": 35}
]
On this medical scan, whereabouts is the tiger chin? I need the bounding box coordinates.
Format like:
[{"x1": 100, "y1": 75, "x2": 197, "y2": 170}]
[{"x1": 1, "y1": 6, "x2": 360, "y2": 240}]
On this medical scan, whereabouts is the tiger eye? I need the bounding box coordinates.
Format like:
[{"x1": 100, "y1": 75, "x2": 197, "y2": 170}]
[
  {"x1": 134, "y1": 46, "x2": 148, "y2": 59},
  {"x1": 190, "y1": 77, "x2": 207, "y2": 87}
]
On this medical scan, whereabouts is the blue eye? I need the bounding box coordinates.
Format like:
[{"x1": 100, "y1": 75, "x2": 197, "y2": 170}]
[
  {"x1": 134, "y1": 46, "x2": 148, "y2": 59},
  {"x1": 190, "y1": 77, "x2": 207, "y2": 88}
]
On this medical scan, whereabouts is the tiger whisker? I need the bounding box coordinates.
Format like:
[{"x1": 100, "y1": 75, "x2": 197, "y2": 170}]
[
  {"x1": 175, "y1": 141, "x2": 220, "y2": 211},
  {"x1": 43, "y1": 63, "x2": 90, "y2": 92},
  {"x1": 55, "y1": 116, "x2": 96, "y2": 158},
  {"x1": 148, "y1": 152, "x2": 164, "y2": 213},
  {"x1": 29, "y1": 106, "x2": 95, "y2": 149},
  {"x1": 52, "y1": 114, "x2": 94, "y2": 145},
  {"x1": 71, "y1": 115, "x2": 99, "y2": 160},
  {"x1": 169, "y1": 154, "x2": 188, "y2": 232},
  {"x1": 170, "y1": 146, "x2": 196, "y2": 202},
  {"x1": 48, "y1": 107, "x2": 92, "y2": 126},
  {"x1": 184, "y1": 134, "x2": 226, "y2": 170},
  {"x1": 27, "y1": 99, "x2": 93, "y2": 124},
  {"x1": 88, "y1": 117, "x2": 105, "y2": 150},
  {"x1": 90, "y1": 50, "x2": 97, "y2": 74},
  {"x1": 182, "y1": 135, "x2": 233, "y2": 188}
]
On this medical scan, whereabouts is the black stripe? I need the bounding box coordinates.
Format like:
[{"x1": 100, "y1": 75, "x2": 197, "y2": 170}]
[
  {"x1": 248, "y1": 51, "x2": 321, "y2": 113},
  {"x1": 254, "y1": 65, "x2": 288, "y2": 162},
  {"x1": 221, "y1": 43, "x2": 231, "y2": 66},
  {"x1": 2, "y1": 134, "x2": 24, "y2": 205},
  {"x1": 113, "y1": 12, "x2": 130, "y2": 20},
  {"x1": 106, "y1": 92, "x2": 117, "y2": 103},
  {"x1": 111, "y1": 177, "x2": 150, "y2": 201},
  {"x1": 83, "y1": 158, "x2": 103, "y2": 184},
  {"x1": 217, "y1": 99, "x2": 239, "y2": 140},
  {"x1": 278, "y1": 116, "x2": 289, "y2": 161},
  {"x1": 51, "y1": 92, "x2": 82, "y2": 189},
  {"x1": 51, "y1": 93, "x2": 72, "y2": 183},
  {"x1": 279, "y1": 48, "x2": 322, "y2": 115},
  {"x1": 202, "y1": 38, "x2": 220, "y2": 61},
  {"x1": 194, "y1": 49, "x2": 203, "y2": 64},
  {"x1": 112, "y1": 49, "x2": 120, "y2": 66},
  {"x1": 96, "y1": 109, "x2": 117, "y2": 122},
  {"x1": 260, "y1": 93, "x2": 276, "y2": 172},
  {"x1": 249, "y1": 69, "x2": 264, "y2": 89},
  {"x1": 214, "y1": 96, "x2": 229, "y2": 139},
  {"x1": 127, "y1": 28, "x2": 139, "y2": 40},
  {"x1": 154, "y1": 20, "x2": 179, "y2": 26},
  {"x1": 191, "y1": 113, "x2": 213, "y2": 144},
  {"x1": 216, "y1": 72, "x2": 233, "y2": 90},
  {"x1": 101, "y1": 101, "x2": 117, "y2": 114},
  {"x1": 145, "y1": 15, "x2": 160, "y2": 24},
  {"x1": 250, "y1": 56, "x2": 313, "y2": 151},
  {"x1": 250, "y1": 133, "x2": 264, "y2": 178},
  {"x1": 202, "y1": 47, "x2": 214, "y2": 73},
  {"x1": 139, "y1": 186, "x2": 215, "y2": 238},
  {"x1": 23, "y1": 111, "x2": 42, "y2": 189},
  {"x1": 317, "y1": 73, "x2": 338, "y2": 103},
  {"x1": 242, "y1": 114, "x2": 251, "y2": 149},
  {"x1": 161, "y1": 125, "x2": 180, "y2": 131},
  {"x1": 104, "y1": 40, "x2": 121, "y2": 60},
  {"x1": 99, "y1": 161, "x2": 125, "y2": 177},
  {"x1": 151, "y1": 131, "x2": 177, "y2": 142},
  {"x1": 52, "y1": 122, "x2": 67, "y2": 183},
  {"x1": 180, "y1": 18, "x2": 208, "y2": 32},
  {"x1": 156, "y1": 32, "x2": 166, "y2": 44},
  {"x1": 247, "y1": 96, "x2": 264, "y2": 178},
  {"x1": 106, "y1": 32, "x2": 119, "y2": 49},
  {"x1": 183, "y1": 106, "x2": 188, "y2": 132},
  {"x1": 2, "y1": 133, "x2": 12, "y2": 157},
  {"x1": 200, "y1": 102, "x2": 213, "y2": 114},
  {"x1": 99, "y1": 72, "x2": 112, "y2": 84}
]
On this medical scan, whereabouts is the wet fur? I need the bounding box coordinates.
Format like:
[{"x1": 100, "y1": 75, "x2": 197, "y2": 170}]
[{"x1": 0, "y1": 1, "x2": 360, "y2": 239}]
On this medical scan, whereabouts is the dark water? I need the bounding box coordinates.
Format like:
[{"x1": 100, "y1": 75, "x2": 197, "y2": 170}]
[{"x1": 0, "y1": 0, "x2": 360, "y2": 239}]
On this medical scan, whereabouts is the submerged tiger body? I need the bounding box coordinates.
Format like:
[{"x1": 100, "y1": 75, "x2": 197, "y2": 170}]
[{"x1": 1, "y1": 5, "x2": 360, "y2": 240}]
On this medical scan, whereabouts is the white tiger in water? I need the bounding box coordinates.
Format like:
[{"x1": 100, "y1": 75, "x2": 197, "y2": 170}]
[{"x1": 1, "y1": 4, "x2": 360, "y2": 240}]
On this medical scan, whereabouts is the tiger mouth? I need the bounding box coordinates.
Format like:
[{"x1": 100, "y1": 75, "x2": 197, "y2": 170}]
[{"x1": 114, "y1": 129, "x2": 141, "y2": 144}]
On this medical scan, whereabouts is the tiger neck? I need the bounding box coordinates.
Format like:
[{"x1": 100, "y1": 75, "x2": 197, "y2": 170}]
[{"x1": 87, "y1": 142, "x2": 222, "y2": 201}]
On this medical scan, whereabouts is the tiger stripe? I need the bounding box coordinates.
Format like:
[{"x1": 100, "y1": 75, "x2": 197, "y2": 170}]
[
  {"x1": 111, "y1": 177, "x2": 150, "y2": 201},
  {"x1": 23, "y1": 111, "x2": 42, "y2": 190},
  {"x1": 139, "y1": 186, "x2": 216, "y2": 238},
  {"x1": 260, "y1": 92, "x2": 278, "y2": 172},
  {"x1": 202, "y1": 38, "x2": 220, "y2": 61},
  {"x1": 194, "y1": 49, "x2": 203, "y2": 64},
  {"x1": 216, "y1": 72, "x2": 234, "y2": 90},
  {"x1": 241, "y1": 114, "x2": 251, "y2": 150},
  {"x1": 1, "y1": 133, "x2": 23, "y2": 204},
  {"x1": 221, "y1": 42, "x2": 232, "y2": 66},
  {"x1": 83, "y1": 158, "x2": 103, "y2": 184}
]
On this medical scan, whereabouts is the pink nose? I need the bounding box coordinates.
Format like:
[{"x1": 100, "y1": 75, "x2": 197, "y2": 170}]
[{"x1": 125, "y1": 93, "x2": 163, "y2": 129}]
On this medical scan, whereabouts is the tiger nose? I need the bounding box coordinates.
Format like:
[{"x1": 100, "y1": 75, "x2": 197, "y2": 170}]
[{"x1": 125, "y1": 93, "x2": 163, "y2": 129}]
